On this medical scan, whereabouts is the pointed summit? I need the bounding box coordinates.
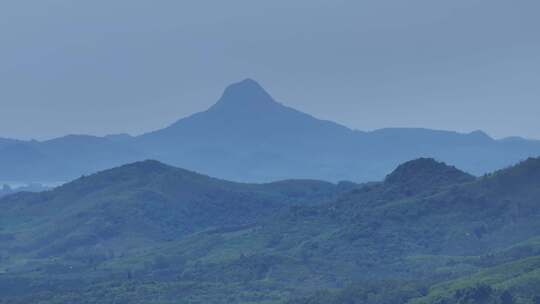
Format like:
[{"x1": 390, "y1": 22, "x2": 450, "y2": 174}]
[{"x1": 210, "y1": 79, "x2": 277, "y2": 112}]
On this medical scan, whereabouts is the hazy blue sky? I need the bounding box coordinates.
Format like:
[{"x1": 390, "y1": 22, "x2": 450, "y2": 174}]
[{"x1": 1, "y1": 0, "x2": 539, "y2": 140}]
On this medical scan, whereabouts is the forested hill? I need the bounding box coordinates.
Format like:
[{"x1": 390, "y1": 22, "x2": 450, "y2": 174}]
[
  {"x1": 0, "y1": 159, "x2": 346, "y2": 259},
  {"x1": 1, "y1": 157, "x2": 540, "y2": 303}
]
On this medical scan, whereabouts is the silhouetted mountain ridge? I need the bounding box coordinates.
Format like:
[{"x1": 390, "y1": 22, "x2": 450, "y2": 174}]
[{"x1": 1, "y1": 79, "x2": 540, "y2": 182}]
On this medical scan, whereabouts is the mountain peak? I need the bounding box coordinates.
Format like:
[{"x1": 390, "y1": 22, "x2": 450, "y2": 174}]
[
  {"x1": 468, "y1": 130, "x2": 492, "y2": 141},
  {"x1": 210, "y1": 79, "x2": 277, "y2": 112},
  {"x1": 385, "y1": 158, "x2": 475, "y2": 193}
]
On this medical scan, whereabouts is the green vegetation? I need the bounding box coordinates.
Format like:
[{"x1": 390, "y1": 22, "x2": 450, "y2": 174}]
[{"x1": 1, "y1": 158, "x2": 540, "y2": 303}]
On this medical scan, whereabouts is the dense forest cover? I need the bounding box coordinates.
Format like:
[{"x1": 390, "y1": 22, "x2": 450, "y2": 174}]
[{"x1": 1, "y1": 157, "x2": 540, "y2": 303}]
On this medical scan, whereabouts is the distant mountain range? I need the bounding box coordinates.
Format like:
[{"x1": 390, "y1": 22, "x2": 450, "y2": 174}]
[
  {"x1": 2, "y1": 157, "x2": 540, "y2": 303},
  {"x1": 1, "y1": 78, "x2": 539, "y2": 182}
]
